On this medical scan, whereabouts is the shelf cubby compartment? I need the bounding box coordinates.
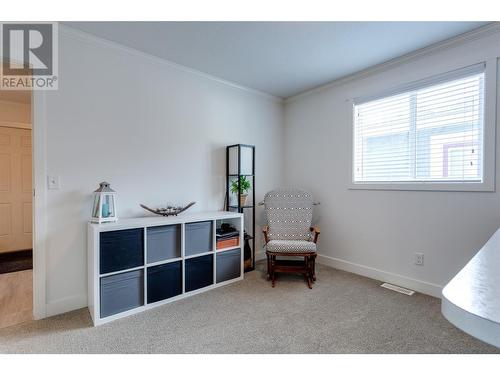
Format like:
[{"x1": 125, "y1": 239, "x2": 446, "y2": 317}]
[
  {"x1": 147, "y1": 261, "x2": 182, "y2": 304},
  {"x1": 100, "y1": 228, "x2": 144, "y2": 274},
  {"x1": 185, "y1": 221, "x2": 213, "y2": 257},
  {"x1": 185, "y1": 254, "x2": 213, "y2": 292},
  {"x1": 216, "y1": 248, "x2": 241, "y2": 283},
  {"x1": 147, "y1": 224, "x2": 181, "y2": 264},
  {"x1": 216, "y1": 217, "x2": 241, "y2": 250},
  {"x1": 100, "y1": 269, "x2": 144, "y2": 318}
]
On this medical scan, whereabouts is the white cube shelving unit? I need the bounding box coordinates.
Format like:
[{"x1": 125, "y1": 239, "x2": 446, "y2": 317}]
[{"x1": 88, "y1": 211, "x2": 244, "y2": 326}]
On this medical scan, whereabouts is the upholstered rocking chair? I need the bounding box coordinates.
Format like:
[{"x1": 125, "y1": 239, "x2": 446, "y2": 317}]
[{"x1": 262, "y1": 189, "x2": 320, "y2": 289}]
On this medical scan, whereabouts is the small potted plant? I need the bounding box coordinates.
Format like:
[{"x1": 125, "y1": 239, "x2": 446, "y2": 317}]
[{"x1": 231, "y1": 176, "x2": 251, "y2": 206}]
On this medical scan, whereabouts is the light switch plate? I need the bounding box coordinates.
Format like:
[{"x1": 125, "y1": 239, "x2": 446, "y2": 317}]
[{"x1": 47, "y1": 175, "x2": 60, "y2": 190}]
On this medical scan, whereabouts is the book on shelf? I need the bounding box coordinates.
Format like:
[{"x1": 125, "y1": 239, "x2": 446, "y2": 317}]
[
  {"x1": 216, "y1": 230, "x2": 240, "y2": 239},
  {"x1": 216, "y1": 223, "x2": 240, "y2": 249},
  {"x1": 216, "y1": 236, "x2": 240, "y2": 250}
]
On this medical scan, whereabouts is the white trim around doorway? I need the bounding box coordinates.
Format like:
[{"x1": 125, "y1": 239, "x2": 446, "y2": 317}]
[{"x1": 32, "y1": 90, "x2": 47, "y2": 319}]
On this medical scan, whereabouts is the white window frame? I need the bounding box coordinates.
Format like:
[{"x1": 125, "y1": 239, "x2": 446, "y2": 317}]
[{"x1": 349, "y1": 61, "x2": 496, "y2": 192}]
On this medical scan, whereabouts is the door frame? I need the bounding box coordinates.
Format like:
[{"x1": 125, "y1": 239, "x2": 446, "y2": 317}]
[
  {"x1": 1, "y1": 56, "x2": 47, "y2": 319},
  {"x1": 32, "y1": 89, "x2": 47, "y2": 319}
]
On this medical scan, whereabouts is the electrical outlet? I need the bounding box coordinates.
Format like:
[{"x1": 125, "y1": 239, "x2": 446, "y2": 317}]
[{"x1": 414, "y1": 252, "x2": 424, "y2": 266}]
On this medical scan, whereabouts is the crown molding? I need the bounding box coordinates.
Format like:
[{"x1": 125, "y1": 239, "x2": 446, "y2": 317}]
[
  {"x1": 58, "y1": 24, "x2": 284, "y2": 104},
  {"x1": 57, "y1": 22, "x2": 500, "y2": 106},
  {"x1": 285, "y1": 22, "x2": 500, "y2": 104}
]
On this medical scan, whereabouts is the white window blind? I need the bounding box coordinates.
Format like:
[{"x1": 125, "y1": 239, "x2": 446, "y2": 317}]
[{"x1": 353, "y1": 65, "x2": 485, "y2": 184}]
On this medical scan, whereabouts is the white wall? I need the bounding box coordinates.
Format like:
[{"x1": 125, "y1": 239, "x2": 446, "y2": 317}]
[
  {"x1": 284, "y1": 31, "x2": 500, "y2": 297},
  {"x1": 41, "y1": 27, "x2": 284, "y2": 315},
  {"x1": 39, "y1": 25, "x2": 500, "y2": 315}
]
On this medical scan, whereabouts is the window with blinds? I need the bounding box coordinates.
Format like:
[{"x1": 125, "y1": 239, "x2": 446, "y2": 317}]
[{"x1": 353, "y1": 65, "x2": 485, "y2": 185}]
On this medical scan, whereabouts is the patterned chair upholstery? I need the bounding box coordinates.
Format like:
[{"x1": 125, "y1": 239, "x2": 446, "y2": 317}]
[
  {"x1": 266, "y1": 240, "x2": 316, "y2": 253},
  {"x1": 263, "y1": 189, "x2": 319, "y2": 288}
]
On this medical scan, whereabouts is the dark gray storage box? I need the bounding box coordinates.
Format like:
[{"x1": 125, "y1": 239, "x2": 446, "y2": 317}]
[
  {"x1": 185, "y1": 221, "x2": 213, "y2": 256},
  {"x1": 147, "y1": 261, "x2": 182, "y2": 304},
  {"x1": 147, "y1": 225, "x2": 181, "y2": 263},
  {"x1": 216, "y1": 248, "x2": 241, "y2": 283},
  {"x1": 185, "y1": 254, "x2": 213, "y2": 292},
  {"x1": 100, "y1": 228, "x2": 144, "y2": 274},
  {"x1": 100, "y1": 269, "x2": 144, "y2": 318}
]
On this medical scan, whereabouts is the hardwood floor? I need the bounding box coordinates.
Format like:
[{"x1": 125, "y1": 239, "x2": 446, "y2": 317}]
[{"x1": 0, "y1": 270, "x2": 32, "y2": 329}]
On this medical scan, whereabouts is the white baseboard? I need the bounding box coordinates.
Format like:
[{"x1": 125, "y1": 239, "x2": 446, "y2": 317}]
[
  {"x1": 42, "y1": 253, "x2": 441, "y2": 318},
  {"x1": 257, "y1": 249, "x2": 442, "y2": 297},
  {"x1": 45, "y1": 294, "x2": 87, "y2": 318},
  {"x1": 316, "y1": 254, "x2": 443, "y2": 298}
]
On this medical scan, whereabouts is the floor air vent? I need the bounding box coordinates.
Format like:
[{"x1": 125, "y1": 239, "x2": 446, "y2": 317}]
[{"x1": 380, "y1": 283, "x2": 415, "y2": 296}]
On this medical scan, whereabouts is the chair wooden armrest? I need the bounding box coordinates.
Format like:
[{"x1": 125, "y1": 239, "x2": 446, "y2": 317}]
[
  {"x1": 310, "y1": 226, "x2": 320, "y2": 244},
  {"x1": 262, "y1": 225, "x2": 270, "y2": 244}
]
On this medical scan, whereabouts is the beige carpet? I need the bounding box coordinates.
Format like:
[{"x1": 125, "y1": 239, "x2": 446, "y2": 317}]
[{"x1": 0, "y1": 262, "x2": 498, "y2": 354}]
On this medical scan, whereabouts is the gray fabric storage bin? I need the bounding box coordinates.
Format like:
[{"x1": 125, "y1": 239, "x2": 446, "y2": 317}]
[
  {"x1": 185, "y1": 221, "x2": 213, "y2": 257},
  {"x1": 185, "y1": 254, "x2": 213, "y2": 292},
  {"x1": 147, "y1": 225, "x2": 181, "y2": 263},
  {"x1": 216, "y1": 248, "x2": 241, "y2": 283},
  {"x1": 100, "y1": 269, "x2": 144, "y2": 318},
  {"x1": 100, "y1": 228, "x2": 144, "y2": 274}
]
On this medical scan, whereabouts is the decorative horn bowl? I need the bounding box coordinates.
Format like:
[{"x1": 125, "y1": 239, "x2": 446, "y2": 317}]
[{"x1": 140, "y1": 202, "x2": 196, "y2": 216}]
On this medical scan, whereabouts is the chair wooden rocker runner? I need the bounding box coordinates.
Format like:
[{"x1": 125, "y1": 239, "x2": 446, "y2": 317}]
[{"x1": 262, "y1": 189, "x2": 320, "y2": 289}]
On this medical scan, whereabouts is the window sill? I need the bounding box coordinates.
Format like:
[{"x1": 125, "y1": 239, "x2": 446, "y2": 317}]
[{"x1": 349, "y1": 181, "x2": 495, "y2": 192}]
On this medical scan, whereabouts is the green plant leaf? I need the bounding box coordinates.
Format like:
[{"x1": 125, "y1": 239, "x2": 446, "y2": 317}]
[{"x1": 230, "y1": 175, "x2": 251, "y2": 194}]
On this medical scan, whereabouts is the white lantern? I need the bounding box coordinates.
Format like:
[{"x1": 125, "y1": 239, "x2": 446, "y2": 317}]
[{"x1": 91, "y1": 182, "x2": 118, "y2": 223}]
